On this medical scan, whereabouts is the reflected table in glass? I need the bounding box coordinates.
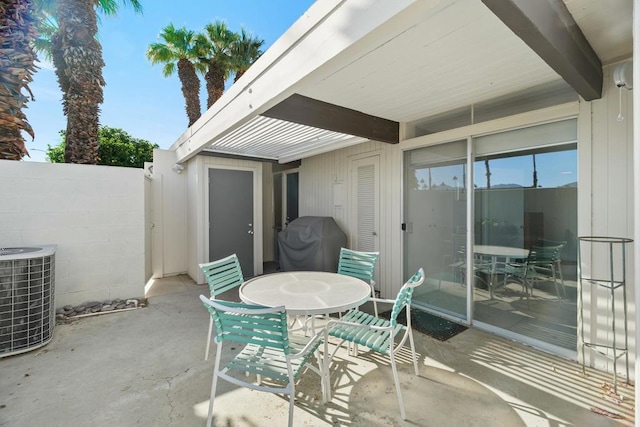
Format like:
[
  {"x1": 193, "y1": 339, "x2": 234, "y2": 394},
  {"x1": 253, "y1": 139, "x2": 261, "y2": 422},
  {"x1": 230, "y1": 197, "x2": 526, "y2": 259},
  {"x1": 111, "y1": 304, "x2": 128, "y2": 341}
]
[
  {"x1": 239, "y1": 271, "x2": 372, "y2": 333},
  {"x1": 474, "y1": 245, "x2": 529, "y2": 298}
]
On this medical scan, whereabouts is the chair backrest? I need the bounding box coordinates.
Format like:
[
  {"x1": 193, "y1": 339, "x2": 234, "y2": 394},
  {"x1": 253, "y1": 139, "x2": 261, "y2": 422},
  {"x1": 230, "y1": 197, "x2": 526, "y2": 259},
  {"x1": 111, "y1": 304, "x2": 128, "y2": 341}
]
[
  {"x1": 529, "y1": 241, "x2": 566, "y2": 264},
  {"x1": 337, "y1": 248, "x2": 379, "y2": 282},
  {"x1": 199, "y1": 254, "x2": 244, "y2": 298},
  {"x1": 389, "y1": 268, "x2": 425, "y2": 326},
  {"x1": 199, "y1": 295, "x2": 290, "y2": 354}
]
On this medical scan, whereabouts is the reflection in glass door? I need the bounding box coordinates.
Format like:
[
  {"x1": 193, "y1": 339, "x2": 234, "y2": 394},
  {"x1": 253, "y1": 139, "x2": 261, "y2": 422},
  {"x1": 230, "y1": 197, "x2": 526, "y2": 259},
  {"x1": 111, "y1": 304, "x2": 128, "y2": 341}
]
[
  {"x1": 404, "y1": 119, "x2": 578, "y2": 352},
  {"x1": 404, "y1": 141, "x2": 468, "y2": 320},
  {"x1": 472, "y1": 120, "x2": 578, "y2": 351}
]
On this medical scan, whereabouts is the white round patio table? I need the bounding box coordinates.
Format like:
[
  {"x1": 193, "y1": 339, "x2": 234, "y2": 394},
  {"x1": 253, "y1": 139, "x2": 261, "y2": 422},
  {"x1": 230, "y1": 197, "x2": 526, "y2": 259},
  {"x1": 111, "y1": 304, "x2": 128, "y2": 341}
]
[
  {"x1": 239, "y1": 271, "x2": 371, "y2": 317},
  {"x1": 474, "y1": 245, "x2": 529, "y2": 259}
]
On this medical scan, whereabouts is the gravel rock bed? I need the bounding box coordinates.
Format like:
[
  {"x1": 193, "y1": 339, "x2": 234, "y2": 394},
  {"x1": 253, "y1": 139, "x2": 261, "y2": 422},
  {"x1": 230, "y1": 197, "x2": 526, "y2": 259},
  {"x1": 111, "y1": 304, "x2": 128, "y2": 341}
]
[{"x1": 55, "y1": 298, "x2": 147, "y2": 321}]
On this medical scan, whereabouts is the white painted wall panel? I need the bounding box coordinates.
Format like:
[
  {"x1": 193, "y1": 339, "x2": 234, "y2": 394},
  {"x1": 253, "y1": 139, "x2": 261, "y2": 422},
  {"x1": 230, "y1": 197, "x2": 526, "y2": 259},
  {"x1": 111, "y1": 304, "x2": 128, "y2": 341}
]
[
  {"x1": 299, "y1": 140, "x2": 405, "y2": 298},
  {"x1": 0, "y1": 160, "x2": 145, "y2": 308},
  {"x1": 151, "y1": 149, "x2": 187, "y2": 278},
  {"x1": 582, "y1": 63, "x2": 635, "y2": 375}
]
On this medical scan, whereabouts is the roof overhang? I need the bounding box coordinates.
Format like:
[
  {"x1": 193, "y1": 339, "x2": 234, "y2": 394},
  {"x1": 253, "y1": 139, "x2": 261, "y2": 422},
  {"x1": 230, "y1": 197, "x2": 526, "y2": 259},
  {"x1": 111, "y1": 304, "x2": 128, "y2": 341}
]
[{"x1": 171, "y1": 0, "x2": 632, "y2": 164}]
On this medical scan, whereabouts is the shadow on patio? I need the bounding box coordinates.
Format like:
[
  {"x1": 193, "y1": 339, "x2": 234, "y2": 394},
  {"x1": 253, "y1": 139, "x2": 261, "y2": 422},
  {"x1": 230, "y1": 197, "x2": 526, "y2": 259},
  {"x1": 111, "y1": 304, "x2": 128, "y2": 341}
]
[{"x1": 0, "y1": 274, "x2": 634, "y2": 426}]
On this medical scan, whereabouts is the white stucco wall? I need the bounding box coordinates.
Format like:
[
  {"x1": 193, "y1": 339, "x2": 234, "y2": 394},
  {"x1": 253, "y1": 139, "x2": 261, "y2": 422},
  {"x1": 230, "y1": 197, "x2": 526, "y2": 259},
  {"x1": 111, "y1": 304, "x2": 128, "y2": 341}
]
[
  {"x1": 0, "y1": 160, "x2": 145, "y2": 308},
  {"x1": 150, "y1": 149, "x2": 188, "y2": 279}
]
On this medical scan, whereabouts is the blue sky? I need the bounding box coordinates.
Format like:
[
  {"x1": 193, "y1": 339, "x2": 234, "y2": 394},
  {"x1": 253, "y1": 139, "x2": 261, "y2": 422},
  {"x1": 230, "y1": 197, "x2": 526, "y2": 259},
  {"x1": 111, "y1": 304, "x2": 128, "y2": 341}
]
[
  {"x1": 25, "y1": 0, "x2": 316, "y2": 162},
  {"x1": 415, "y1": 149, "x2": 577, "y2": 189}
]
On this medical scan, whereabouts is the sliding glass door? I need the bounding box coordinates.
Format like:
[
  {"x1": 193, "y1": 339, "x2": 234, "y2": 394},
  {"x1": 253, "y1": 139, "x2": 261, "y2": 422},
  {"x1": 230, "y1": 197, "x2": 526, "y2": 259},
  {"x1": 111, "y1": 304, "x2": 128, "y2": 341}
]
[
  {"x1": 404, "y1": 119, "x2": 578, "y2": 351},
  {"x1": 404, "y1": 140, "x2": 468, "y2": 321},
  {"x1": 473, "y1": 120, "x2": 578, "y2": 350}
]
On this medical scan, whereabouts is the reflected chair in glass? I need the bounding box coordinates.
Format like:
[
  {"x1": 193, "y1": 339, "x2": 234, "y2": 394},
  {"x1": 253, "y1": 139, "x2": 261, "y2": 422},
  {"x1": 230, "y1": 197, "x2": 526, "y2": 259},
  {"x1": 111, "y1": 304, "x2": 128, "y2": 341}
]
[
  {"x1": 502, "y1": 242, "x2": 567, "y2": 302},
  {"x1": 324, "y1": 268, "x2": 425, "y2": 420},
  {"x1": 337, "y1": 247, "x2": 380, "y2": 315},
  {"x1": 449, "y1": 237, "x2": 490, "y2": 289},
  {"x1": 199, "y1": 254, "x2": 244, "y2": 361},
  {"x1": 199, "y1": 296, "x2": 327, "y2": 427},
  {"x1": 534, "y1": 239, "x2": 567, "y2": 297}
]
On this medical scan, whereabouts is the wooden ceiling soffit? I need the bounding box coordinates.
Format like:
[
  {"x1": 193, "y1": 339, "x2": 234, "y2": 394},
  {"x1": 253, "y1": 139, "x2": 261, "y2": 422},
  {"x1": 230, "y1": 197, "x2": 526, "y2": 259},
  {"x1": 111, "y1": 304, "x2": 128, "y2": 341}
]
[
  {"x1": 482, "y1": 0, "x2": 602, "y2": 101},
  {"x1": 262, "y1": 94, "x2": 399, "y2": 144}
]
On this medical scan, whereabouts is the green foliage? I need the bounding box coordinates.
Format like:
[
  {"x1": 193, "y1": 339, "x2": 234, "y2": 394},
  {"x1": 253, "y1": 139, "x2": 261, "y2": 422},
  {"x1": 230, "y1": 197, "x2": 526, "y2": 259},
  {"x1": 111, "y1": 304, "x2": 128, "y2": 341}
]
[{"x1": 46, "y1": 126, "x2": 158, "y2": 168}]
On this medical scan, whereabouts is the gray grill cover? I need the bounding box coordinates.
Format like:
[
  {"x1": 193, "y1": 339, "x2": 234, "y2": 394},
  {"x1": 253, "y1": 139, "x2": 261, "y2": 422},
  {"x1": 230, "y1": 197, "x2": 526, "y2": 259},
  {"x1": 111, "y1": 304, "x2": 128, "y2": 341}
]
[{"x1": 278, "y1": 216, "x2": 347, "y2": 272}]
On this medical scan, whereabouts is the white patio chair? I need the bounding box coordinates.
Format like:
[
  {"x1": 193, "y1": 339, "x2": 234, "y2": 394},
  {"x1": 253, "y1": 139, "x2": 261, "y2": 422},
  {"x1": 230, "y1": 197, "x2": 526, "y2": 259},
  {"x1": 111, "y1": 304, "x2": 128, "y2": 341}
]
[
  {"x1": 337, "y1": 247, "x2": 380, "y2": 315},
  {"x1": 199, "y1": 254, "x2": 244, "y2": 361},
  {"x1": 324, "y1": 268, "x2": 425, "y2": 420},
  {"x1": 199, "y1": 296, "x2": 327, "y2": 427}
]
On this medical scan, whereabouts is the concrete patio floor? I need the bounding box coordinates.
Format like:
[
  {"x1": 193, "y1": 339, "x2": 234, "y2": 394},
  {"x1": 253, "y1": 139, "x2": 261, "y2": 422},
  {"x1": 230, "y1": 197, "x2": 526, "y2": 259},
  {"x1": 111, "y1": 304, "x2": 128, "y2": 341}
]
[{"x1": 0, "y1": 274, "x2": 635, "y2": 426}]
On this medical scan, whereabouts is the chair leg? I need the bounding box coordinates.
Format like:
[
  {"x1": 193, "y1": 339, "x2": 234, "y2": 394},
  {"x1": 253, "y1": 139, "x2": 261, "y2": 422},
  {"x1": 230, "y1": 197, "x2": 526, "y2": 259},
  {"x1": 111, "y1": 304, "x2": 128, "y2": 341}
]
[
  {"x1": 556, "y1": 262, "x2": 566, "y2": 298},
  {"x1": 370, "y1": 281, "x2": 379, "y2": 317},
  {"x1": 207, "y1": 346, "x2": 222, "y2": 427},
  {"x1": 316, "y1": 348, "x2": 329, "y2": 403},
  {"x1": 550, "y1": 265, "x2": 562, "y2": 300},
  {"x1": 205, "y1": 317, "x2": 213, "y2": 361},
  {"x1": 389, "y1": 350, "x2": 407, "y2": 420},
  {"x1": 408, "y1": 328, "x2": 419, "y2": 375},
  {"x1": 287, "y1": 383, "x2": 295, "y2": 427}
]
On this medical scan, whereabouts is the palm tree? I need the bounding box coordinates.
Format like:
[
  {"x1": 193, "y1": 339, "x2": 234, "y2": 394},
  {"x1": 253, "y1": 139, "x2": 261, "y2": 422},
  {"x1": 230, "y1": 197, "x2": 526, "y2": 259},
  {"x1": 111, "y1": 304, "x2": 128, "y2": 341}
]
[
  {"x1": 53, "y1": 0, "x2": 106, "y2": 163},
  {"x1": 33, "y1": 0, "x2": 142, "y2": 164},
  {"x1": 0, "y1": 0, "x2": 38, "y2": 160},
  {"x1": 198, "y1": 20, "x2": 236, "y2": 109},
  {"x1": 147, "y1": 23, "x2": 202, "y2": 127},
  {"x1": 230, "y1": 27, "x2": 264, "y2": 83}
]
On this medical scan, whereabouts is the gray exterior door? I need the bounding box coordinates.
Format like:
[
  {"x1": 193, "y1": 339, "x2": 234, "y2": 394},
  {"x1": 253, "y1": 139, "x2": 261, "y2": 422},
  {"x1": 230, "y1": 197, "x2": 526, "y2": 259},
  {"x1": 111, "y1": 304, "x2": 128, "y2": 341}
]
[{"x1": 209, "y1": 168, "x2": 254, "y2": 276}]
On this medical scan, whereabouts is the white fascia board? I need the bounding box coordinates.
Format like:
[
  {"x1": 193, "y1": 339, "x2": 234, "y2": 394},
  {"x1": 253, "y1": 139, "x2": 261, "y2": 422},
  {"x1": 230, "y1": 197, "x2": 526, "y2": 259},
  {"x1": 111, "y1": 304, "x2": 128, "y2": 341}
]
[{"x1": 174, "y1": 0, "x2": 417, "y2": 163}]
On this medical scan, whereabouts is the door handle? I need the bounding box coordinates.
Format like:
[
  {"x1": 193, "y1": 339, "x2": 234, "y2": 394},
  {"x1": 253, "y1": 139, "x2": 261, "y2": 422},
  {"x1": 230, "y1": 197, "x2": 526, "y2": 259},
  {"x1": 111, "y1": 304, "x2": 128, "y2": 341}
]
[{"x1": 372, "y1": 231, "x2": 377, "y2": 236}]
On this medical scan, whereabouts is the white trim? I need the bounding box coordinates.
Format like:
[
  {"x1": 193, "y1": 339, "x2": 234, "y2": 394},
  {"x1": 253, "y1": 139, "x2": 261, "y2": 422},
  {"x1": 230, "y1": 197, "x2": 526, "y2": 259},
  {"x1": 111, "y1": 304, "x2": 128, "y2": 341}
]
[
  {"x1": 400, "y1": 102, "x2": 580, "y2": 152},
  {"x1": 632, "y1": 0, "x2": 639, "y2": 421},
  {"x1": 466, "y1": 135, "x2": 474, "y2": 323}
]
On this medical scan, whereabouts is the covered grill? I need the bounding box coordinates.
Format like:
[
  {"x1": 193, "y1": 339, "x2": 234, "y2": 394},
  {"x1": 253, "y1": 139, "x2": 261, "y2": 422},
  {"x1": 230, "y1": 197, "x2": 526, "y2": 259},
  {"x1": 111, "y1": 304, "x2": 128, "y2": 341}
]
[{"x1": 278, "y1": 216, "x2": 347, "y2": 272}]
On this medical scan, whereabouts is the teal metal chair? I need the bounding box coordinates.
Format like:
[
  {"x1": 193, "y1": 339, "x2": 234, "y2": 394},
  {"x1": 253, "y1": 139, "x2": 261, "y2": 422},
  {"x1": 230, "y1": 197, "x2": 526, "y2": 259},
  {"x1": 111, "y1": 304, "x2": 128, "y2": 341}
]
[
  {"x1": 199, "y1": 296, "x2": 327, "y2": 427},
  {"x1": 337, "y1": 248, "x2": 380, "y2": 315},
  {"x1": 199, "y1": 254, "x2": 244, "y2": 361},
  {"x1": 324, "y1": 268, "x2": 425, "y2": 420}
]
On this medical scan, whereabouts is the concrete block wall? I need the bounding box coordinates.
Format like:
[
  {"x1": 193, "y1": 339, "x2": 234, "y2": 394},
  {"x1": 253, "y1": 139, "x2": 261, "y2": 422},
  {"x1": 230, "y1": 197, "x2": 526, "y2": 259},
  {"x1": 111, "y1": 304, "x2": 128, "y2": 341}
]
[{"x1": 0, "y1": 160, "x2": 146, "y2": 307}]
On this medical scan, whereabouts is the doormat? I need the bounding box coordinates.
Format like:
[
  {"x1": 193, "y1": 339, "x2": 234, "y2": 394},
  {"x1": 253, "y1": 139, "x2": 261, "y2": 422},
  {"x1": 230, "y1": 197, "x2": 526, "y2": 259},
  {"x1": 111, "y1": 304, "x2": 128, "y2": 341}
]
[{"x1": 380, "y1": 308, "x2": 468, "y2": 342}]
